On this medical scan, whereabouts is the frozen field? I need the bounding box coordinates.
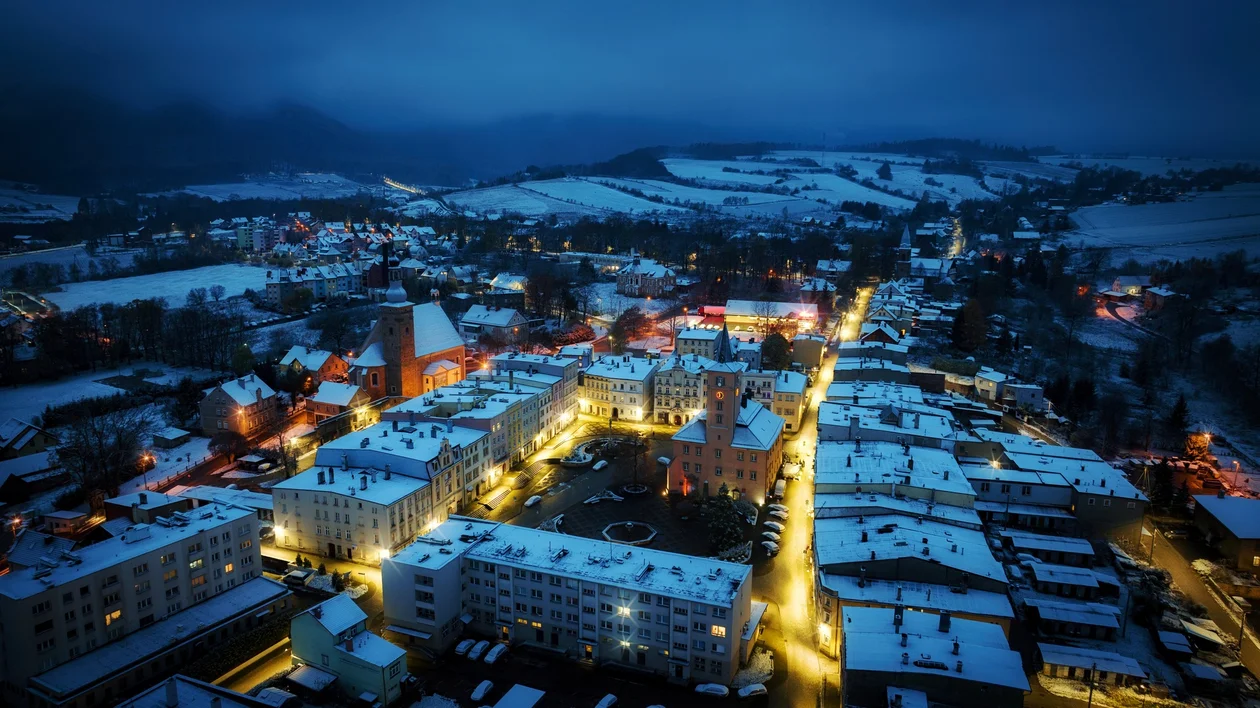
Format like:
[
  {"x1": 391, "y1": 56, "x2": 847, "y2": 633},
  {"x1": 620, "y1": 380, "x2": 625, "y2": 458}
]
[
  {"x1": 44, "y1": 263, "x2": 267, "y2": 309},
  {"x1": 0, "y1": 365, "x2": 216, "y2": 423},
  {"x1": 157, "y1": 173, "x2": 367, "y2": 202},
  {"x1": 0, "y1": 245, "x2": 141, "y2": 280},
  {"x1": 660, "y1": 159, "x2": 783, "y2": 186},
  {"x1": 1044, "y1": 155, "x2": 1259, "y2": 176},
  {"x1": 1068, "y1": 184, "x2": 1260, "y2": 263},
  {"x1": 0, "y1": 186, "x2": 82, "y2": 223}
]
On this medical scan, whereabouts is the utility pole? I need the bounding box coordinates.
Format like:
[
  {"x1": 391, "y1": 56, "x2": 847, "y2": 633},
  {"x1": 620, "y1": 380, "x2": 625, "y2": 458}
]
[{"x1": 1086, "y1": 661, "x2": 1097, "y2": 708}]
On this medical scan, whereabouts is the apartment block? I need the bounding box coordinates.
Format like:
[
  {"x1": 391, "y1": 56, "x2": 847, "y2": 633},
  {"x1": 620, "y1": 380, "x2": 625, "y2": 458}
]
[
  {"x1": 381, "y1": 518, "x2": 757, "y2": 686},
  {"x1": 579, "y1": 355, "x2": 659, "y2": 422}
]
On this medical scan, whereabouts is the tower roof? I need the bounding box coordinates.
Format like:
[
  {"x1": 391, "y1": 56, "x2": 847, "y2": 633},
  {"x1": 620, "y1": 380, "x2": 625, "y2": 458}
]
[{"x1": 714, "y1": 321, "x2": 734, "y2": 363}]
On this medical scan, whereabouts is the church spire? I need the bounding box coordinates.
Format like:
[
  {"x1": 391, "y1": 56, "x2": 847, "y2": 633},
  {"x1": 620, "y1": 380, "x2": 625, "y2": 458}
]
[{"x1": 714, "y1": 321, "x2": 734, "y2": 363}]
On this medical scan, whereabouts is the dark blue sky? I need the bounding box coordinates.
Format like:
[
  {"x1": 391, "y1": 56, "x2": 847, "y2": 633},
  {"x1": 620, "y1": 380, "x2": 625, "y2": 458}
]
[{"x1": 5, "y1": 1, "x2": 1258, "y2": 154}]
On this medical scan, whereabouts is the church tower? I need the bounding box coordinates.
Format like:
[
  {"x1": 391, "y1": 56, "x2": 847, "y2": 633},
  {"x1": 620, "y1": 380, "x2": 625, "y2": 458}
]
[
  {"x1": 378, "y1": 244, "x2": 417, "y2": 397},
  {"x1": 895, "y1": 224, "x2": 913, "y2": 279}
]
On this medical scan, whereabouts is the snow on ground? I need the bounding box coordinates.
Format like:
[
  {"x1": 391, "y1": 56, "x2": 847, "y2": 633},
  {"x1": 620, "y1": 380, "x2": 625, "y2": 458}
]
[
  {"x1": 517, "y1": 179, "x2": 691, "y2": 215},
  {"x1": 0, "y1": 245, "x2": 142, "y2": 280},
  {"x1": 1044, "y1": 155, "x2": 1259, "y2": 177},
  {"x1": 660, "y1": 158, "x2": 784, "y2": 186},
  {"x1": 770, "y1": 151, "x2": 999, "y2": 206},
  {"x1": 783, "y1": 172, "x2": 918, "y2": 210},
  {"x1": 156, "y1": 173, "x2": 368, "y2": 202},
  {"x1": 397, "y1": 198, "x2": 453, "y2": 217},
  {"x1": 44, "y1": 263, "x2": 267, "y2": 310},
  {"x1": 117, "y1": 436, "x2": 214, "y2": 494},
  {"x1": 445, "y1": 182, "x2": 667, "y2": 218},
  {"x1": 587, "y1": 177, "x2": 796, "y2": 207},
  {"x1": 0, "y1": 185, "x2": 82, "y2": 223},
  {"x1": 1067, "y1": 184, "x2": 1260, "y2": 263},
  {"x1": 413, "y1": 695, "x2": 460, "y2": 708},
  {"x1": 0, "y1": 365, "x2": 217, "y2": 423},
  {"x1": 586, "y1": 281, "x2": 676, "y2": 318},
  {"x1": 305, "y1": 572, "x2": 369, "y2": 599},
  {"x1": 247, "y1": 315, "x2": 321, "y2": 352},
  {"x1": 732, "y1": 647, "x2": 774, "y2": 688},
  {"x1": 1076, "y1": 306, "x2": 1142, "y2": 353},
  {"x1": 980, "y1": 160, "x2": 1079, "y2": 183}
]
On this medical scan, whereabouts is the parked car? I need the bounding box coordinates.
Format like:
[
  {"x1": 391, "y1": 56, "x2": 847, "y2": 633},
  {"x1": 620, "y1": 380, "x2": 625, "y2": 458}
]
[
  {"x1": 455, "y1": 639, "x2": 476, "y2": 656},
  {"x1": 761, "y1": 531, "x2": 781, "y2": 542},
  {"x1": 467, "y1": 640, "x2": 490, "y2": 661},
  {"x1": 766, "y1": 503, "x2": 788, "y2": 513},
  {"x1": 471, "y1": 680, "x2": 494, "y2": 702},
  {"x1": 761, "y1": 541, "x2": 780, "y2": 556},
  {"x1": 524, "y1": 495, "x2": 543, "y2": 508},
  {"x1": 593, "y1": 460, "x2": 609, "y2": 471},
  {"x1": 1164, "y1": 529, "x2": 1189, "y2": 539},
  {"x1": 764, "y1": 520, "x2": 785, "y2": 533},
  {"x1": 484, "y1": 643, "x2": 509, "y2": 664},
  {"x1": 695, "y1": 683, "x2": 730, "y2": 697},
  {"x1": 595, "y1": 694, "x2": 618, "y2": 708},
  {"x1": 767, "y1": 509, "x2": 789, "y2": 521},
  {"x1": 738, "y1": 684, "x2": 768, "y2": 698}
]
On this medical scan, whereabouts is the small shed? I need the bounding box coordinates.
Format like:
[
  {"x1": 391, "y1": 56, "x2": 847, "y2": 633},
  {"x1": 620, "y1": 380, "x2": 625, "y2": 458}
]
[
  {"x1": 152, "y1": 427, "x2": 192, "y2": 449},
  {"x1": 44, "y1": 509, "x2": 88, "y2": 536},
  {"x1": 1038, "y1": 643, "x2": 1146, "y2": 686}
]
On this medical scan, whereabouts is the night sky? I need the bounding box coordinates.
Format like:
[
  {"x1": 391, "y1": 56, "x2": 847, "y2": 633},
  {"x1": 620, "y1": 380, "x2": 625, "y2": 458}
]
[{"x1": 4, "y1": 1, "x2": 1257, "y2": 154}]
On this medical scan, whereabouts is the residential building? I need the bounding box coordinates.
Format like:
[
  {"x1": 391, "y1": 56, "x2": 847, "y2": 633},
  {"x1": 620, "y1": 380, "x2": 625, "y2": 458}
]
[
  {"x1": 118, "y1": 675, "x2": 275, "y2": 708},
  {"x1": 831, "y1": 356, "x2": 911, "y2": 384},
  {"x1": 1111, "y1": 275, "x2": 1152, "y2": 296},
  {"x1": 1144, "y1": 287, "x2": 1180, "y2": 311},
  {"x1": 974, "y1": 367, "x2": 1009, "y2": 402},
  {"x1": 280, "y1": 346, "x2": 349, "y2": 384},
  {"x1": 616, "y1": 257, "x2": 676, "y2": 297},
  {"x1": 741, "y1": 371, "x2": 808, "y2": 433},
  {"x1": 674, "y1": 327, "x2": 728, "y2": 360},
  {"x1": 199, "y1": 375, "x2": 280, "y2": 438},
  {"x1": 653, "y1": 353, "x2": 745, "y2": 426},
  {"x1": 459, "y1": 305, "x2": 529, "y2": 344},
  {"x1": 348, "y1": 274, "x2": 465, "y2": 399},
  {"x1": 815, "y1": 441, "x2": 975, "y2": 507},
  {"x1": 488, "y1": 352, "x2": 582, "y2": 424},
  {"x1": 579, "y1": 355, "x2": 660, "y2": 422},
  {"x1": 171, "y1": 485, "x2": 274, "y2": 523},
  {"x1": 290, "y1": 595, "x2": 407, "y2": 706},
  {"x1": 272, "y1": 420, "x2": 491, "y2": 563},
  {"x1": 307, "y1": 382, "x2": 370, "y2": 424},
  {"x1": 0, "y1": 501, "x2": 279, "y2": 707},
  {"x1": 791, "y1": 333, "x2": 827, "y2": 370},
  {"x1": 0, "y1": 418, "x2": 59, "y2": 460},
  {"x1": 381, "y1": 518, "x2": 756, "y2": 686},
  {"x1": 265, "y1": 261, "x2": 367, "y2": 307},
  {"x1": 669, "y1": 360, "x2": 785, "y2": 504},
  {"x1": 723, "y1": 300, "x2": 818, "y2": 338},
  {"x1": 1193, "y1": 494, "x2": 1260, "y2": 569},
  {"x1": 1037, "y1": 643, "x2": 1146, "y2": 687},
  {"x1": 838, "y1": 607, "x2": 1028, "y2": 708},
  {"x1": 815, "y1": 259, "x2": 851, "y2": 282},
  {"x1": 817, "y1": 401, "x2": 959, "y2": 449}
]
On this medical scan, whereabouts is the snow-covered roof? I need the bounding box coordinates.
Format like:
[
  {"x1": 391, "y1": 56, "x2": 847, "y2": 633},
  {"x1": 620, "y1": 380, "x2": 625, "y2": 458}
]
[
  {"x1": 488, "y1": 273, "x2": 527, "y2": 291},
  {"x1": 276, "y1": 465, "x2": 430, "y2": 506},
  {"x1": 312, "y1": 420, "x2": 486, "y2": 474},
  {"x1": 619, "y1": 258, "x2": 675, "y2": 278},
  {"x1": 0, "y1": 450, "x2": 56, "y2": 484},
  {"x1": 0, "y1": 417, "x2": 49, "y2": 451},
  {"x1": 211, "y1": 375, "x2": 276, "y2": 407},
  {"x1": 826, "y1": 381, "x2": 924, "y2": 405},
  {"x1": 816, "y1": 259, "x2": 852, "y2": 274},
  {"x1": 172, "y1": 485, "x2": 273, "y2": 512},
  {"x1": 671, "y1": 399, "x2": 784, "y2": 452},
  {"x1": 886, "y1": 687, "x2": 928, "y2": 708},
  {"x1": 814, "y1": 441, "x2": 973, "y2": 497},
  {"x1": 859, "y1": 323, "x2": 901, "y2": 343},
  {"x1": 820, "y1": 575, "x2": 1013, "y2": 620},
  {"x1": 309, "y1": 382, "x2": 364, "y2": 408},
  {"x1": 461, "y1": 304, "x2": 524, "y2": 328},
  {"x1": 306, "y1": 593, "x2": 367, "y2": 636},
  {"x1": 1037, "y1": 643, "x2": 1146, "y2": 678},
  {"x1": 31, "y1": 578, "x2": 289, "y2": 696},
  {"x1": 423, "y1": 359, "x2": 460, "y2": 375},
  {"x1": 5, "y1": 530, "x2": 76, "y2": 568},
  {"x1": 675, "y1": 327, "x2": 724, "y2": 343},
  {"x1": 584, "y1": 355, "x2": 659, "y2": 384},
  {"x1": 1193, "y1": 495, "x2": 1260, "y2": 539},
  {"x1": 815, "y1": 515, "x2": 1005, "y2": 583},
  {"x1": 840, "y1": 607, "x2": 1028, "y2": 692},
  {"x1": 412, "y1": 302, "x2": 465, "y2": 357},
  {"x1": 836, "y1": 341, "x2": 909, "y2": 357},
  {"x1": 287, "y1": 665, "x2": 338, "y2": 691},
  {"x1": 105, "y1": 491, "x2": 182, "y2": 510},
  {"x1": 1023, "y1": 598, "x2": 1119, "y2": 629},
  {"x1": 122, "y1": 675, "x2": 274, "y2": 708},
  {"x1": 813, "y1": 492, "x2": 983, "y2": 529},
  {"x1": 999, "y1": 529, "x2": 1094, "y2": 557},
  {"x1": 350, "y1": 342, "x2": 386, "y2": 368},
  {"x1": 280, "y1": 346, "x2": 339, "y2": 372},
  {"x1": 772, "y1": 371, "x2": 808, "y2": 395},
  {"x1": 975, "y1": 367, "x2": 1010, "y2": 383},
  {"x1": 395, "y1": 517, "x2": 752, "y2": 607},
  {"x1": 1026, "y1": 562, "x2": 1100, "y2": 588},
  {"x1": 338, "y1": 628, "x2": 406, "y2": 667}
]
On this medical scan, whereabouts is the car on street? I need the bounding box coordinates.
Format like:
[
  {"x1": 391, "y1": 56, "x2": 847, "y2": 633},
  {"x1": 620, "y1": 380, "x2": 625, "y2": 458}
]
[
  {"x1": 595, "y1": 694, "x2": 618, "y2": 708},
  {"x1": 761, "y1": 541, "x2": 780, "y2": 556},
  {"x1": 738, "y1": 684, "x2": 768, "y2": 698},
  {"x1": 761, "y1": 531, "x2": 781, "y2": 542},
  {"x1": 592, "y1": 460, "x2": 609, "y2": 471},
  {"x1": 764, "y1": 520, "x2": 785, "y2": 533},
  {"x1": 471, "y1": 680, "x2": 494, "y2": 702},
  {"x1": 766, "y1": 503, "x2": 788, "y2": 513},
  {"x1": 484, "y1": 643, "x2": 509, "y2": 664},
  {"x1": 695, "y1": 683, "x2": 730, "y2": 697},
  {"x1": 467, "y1": 640, "x2": 490, "y2": 661},
  {"x1": 524, "y1": 495, "x2": 543, "y2": 508},
  {"x1": 767, "y1": 509, "x2": 789, "y2": 521},
  {"x1": 455, "y1": 639, "x2": 476, "y2": 656}
]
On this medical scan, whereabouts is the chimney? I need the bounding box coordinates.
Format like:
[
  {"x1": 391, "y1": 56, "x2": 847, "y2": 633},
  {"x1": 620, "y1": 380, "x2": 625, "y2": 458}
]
[
  {"x1": 312, "y1": 606, "x2": 322, "y2": 619},
  {"x1": 952, "y1": 639, "x2": 960, "y2": 655},
  {"x1": 164, "y1": 678, "x2": 179, "y2": 708},
  {"x1": 392, "y1": 419, "x2": 399, "y2": 432},
  {"x1": 446, "y1": 418, "x2": 454, "y2": 434},
  {"x1": 861, "y1": 530, "x2": 868, "y2": 543},
  {"x1": 139, "y1": 492, "x2": 148, "y2": 505},
  {"x1": 855, "y1": 437, "x2": 862, "y2": 452},
  {"x1": 846, "y1": 455, "x2": 852, "y2": 468},
  {"x1": 345, "y1": 638, "x2": 354, "y2": 652},
  {"x1": 1219, "y1": 489, "x2": 1226, "y2": 499},
  {"x1": 901, "y1": 652, "x2": 909, "y2": 666},
  {"x1": 370, "y1": 470, "x2": 377, "y2": 483},
  {"x1": 384, "y1": 464, "x2": 392, "y2": 480},
  {"x1": 900, "y1": 632, "x2": 908, "y2": 647},
  {"x1": 318, "y1": 469, "x2": 326, "y2": 485},
  {"x1": 955, "y1": 660, "x2": 963, "y2": 673},
  {"x1": 907, "y1": 458, "x2": 914, "y2": 470},
  {"x1": 938, "y1": 611, "x2": 951, "y2": 633},
  {"x1": 894, "y1": 605, "x2": 904, "y2": 629},
  {"x1": 329, "y1": 466, "x2": 335, "y2": 484},
  {"x1": 360, "y1": 474, "x2": 368, "y2": 491},
  {"x1": 211, "y1": 698, "x2": 222, "y2": 708},
  {"x1": 341, "y1": 453, "x2": 348, "y2": 471},
  {"x1": 896, "y1": 585, "x2": 903, "y2": 601}
]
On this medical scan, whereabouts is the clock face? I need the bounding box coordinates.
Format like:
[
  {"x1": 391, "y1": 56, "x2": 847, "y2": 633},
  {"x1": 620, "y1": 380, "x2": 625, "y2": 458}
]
[{"x1": 715, "y1": 391, "x2": 725, "y2": 400}]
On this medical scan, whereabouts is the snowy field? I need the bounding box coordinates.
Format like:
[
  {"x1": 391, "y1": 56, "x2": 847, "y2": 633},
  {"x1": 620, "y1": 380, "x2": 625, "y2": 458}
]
[
  {"x1": 518, "y1": 179, "x2": 692, "y2": 215},
  {"x1": 979, "y1": 160, "x2": 1079, "y2": 183},
  {"x1": 156, "y1": 173, "x2": 368, "y2": 202},
  {"x1": 446, "y1": 180, "x2": 689, "y2": 218},
  {"x1": 44, "y1": 263, "x2": 267, "y2": 309},
  {"x1": 1044, "y1": 155, "x2": 1259, "y2": 176},
  {"x1": 1068, "y1": 183, "x2": 1260, "y2": 263},
  {"x1": 769, "y1": 151, "x2": 999, "y2": 206},
  {"x1": 0, "y1": 185, "x2": 82, "y2": 223},
  {"x1": 397, "y1": 198, "x2": 453, "y2": 217},
  {"x1": 0, "y1": 245, "x2": 141, "y2": 280},
  {"x1": 783, "y1": 172, "x2": 918, "y2": 210},
  {"x1": 588, "y1": 177, "x2": 796, "y2": 207},
  {"x1": 586, "y1": 281, "x2": 677, "y2": 318},
  {"x1": 0, "y1": 365, "x2": 217, "y2": 423},
  {"x1": 660, "y1": 158, "x2": 783, "y2": 186}
]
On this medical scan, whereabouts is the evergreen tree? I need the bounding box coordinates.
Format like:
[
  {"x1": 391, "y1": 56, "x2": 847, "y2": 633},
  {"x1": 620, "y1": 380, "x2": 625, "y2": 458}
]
[
  {"x1": 317, "y1": 562, "x2": 327, "y2": 576},
  {"x1": 1150, "y1": 461, "x2": 1174, "y2": 508},
  {"x1": 1172, "y1": 480, "x2": 1191, "y2": 510},
  {"x1": 951, "y1": 298, "x2": 988, "y2": 352},
  {"x1": 705, "y1": 484, "x2": 745, "y2": 553},
  {"x1": 877, "y1": 162, "x2": 893, "y2": 181},
  {"x1": 761, "y1": 333, "x2": 792, "y2": 370}
]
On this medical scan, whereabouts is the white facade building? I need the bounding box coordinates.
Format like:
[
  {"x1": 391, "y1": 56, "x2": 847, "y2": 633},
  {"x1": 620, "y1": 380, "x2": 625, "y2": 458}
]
[{"x1": 579, "y1": 355, "x2": 660, "y2": 422}]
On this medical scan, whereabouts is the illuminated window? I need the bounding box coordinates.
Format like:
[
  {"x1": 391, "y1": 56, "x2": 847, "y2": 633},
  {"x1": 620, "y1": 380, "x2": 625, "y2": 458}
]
[
  {"x1": 710, "y1": 625, "x2": 726, "y2": 638},
  {"x1": 104, "y1": 610, "x2": 122, "y2": 626}
]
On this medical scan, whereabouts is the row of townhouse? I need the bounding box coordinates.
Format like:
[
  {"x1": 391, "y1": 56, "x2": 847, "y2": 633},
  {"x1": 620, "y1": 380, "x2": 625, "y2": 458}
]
[
  {"x1": 381, "y1": 518, "x2": 761, "y2": 686},
  {"x1": 264, "y1": 261, "x2": 369, "y2": 308},
  {"x1": 0, "y1": 499, "x2": 288, "y2": 708},
  {"x1": 579, "y1": 355, "x2": 659, "y2": 423}
]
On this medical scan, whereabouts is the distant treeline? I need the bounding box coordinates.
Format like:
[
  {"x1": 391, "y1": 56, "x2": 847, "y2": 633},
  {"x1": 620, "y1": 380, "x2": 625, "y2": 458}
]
[{"x1": 845, "y1": 138, "x2": 1058, "y2": 162}]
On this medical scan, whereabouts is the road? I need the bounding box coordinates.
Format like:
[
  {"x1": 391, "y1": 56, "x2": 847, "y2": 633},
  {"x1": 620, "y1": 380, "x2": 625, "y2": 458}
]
[{"x1": 1104, "y1": 301, "x2": 1167, "y2": 340}]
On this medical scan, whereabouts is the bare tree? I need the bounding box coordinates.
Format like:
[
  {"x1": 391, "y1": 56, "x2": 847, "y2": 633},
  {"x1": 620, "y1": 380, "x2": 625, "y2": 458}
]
[
  {"x1": 209, "y1": 284, "x2": 227, "y2": 302},
  {"x1": 54, "y1": 407, "x2": 158, "y2": 495}
]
